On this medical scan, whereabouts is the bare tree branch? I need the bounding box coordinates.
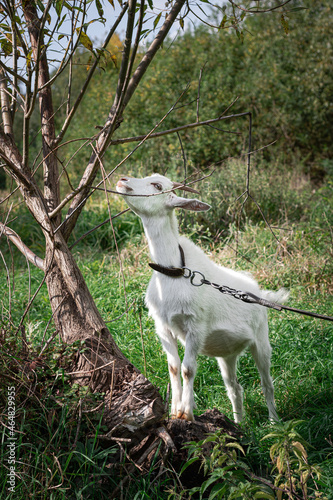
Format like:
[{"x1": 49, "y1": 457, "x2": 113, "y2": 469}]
[
  {"x1": 0, "y1": 69, "x2": 13, "y2": 136},
  {"x1": 228, "y1": 0, "x2": 293, "y2": 14},
  {"x1": 122, "y1": 0, "x2": 187, "y2": 111},
  {"x1": 37, "y1": 0, "x2": 85, "y2": 93},
  {"x1": 0, "y1": 60, "x2": 29, "y2": 86},
  {"x1": 112, "y1": 0, "x2": 136, "y2": 116},
  {"x1": 3, "y1": 0, "x2": 29, "y2": 57},
  {"x1": 0, "y1": 222, "x2": 45, "y2": 270},
  {"x1": 123, "y1": 0, "x2": 146, "y2": 100},
  {"x1": 23, "y1": 0, "x2": 60, "y2": 220},
  {"x1": 54, "y1": 2, "x2": 129, "y2": 147},
  {"x1": 60, "y1": 0, "x2": 187, "y2": 241},
  {"x1": 109, "y1": 111, "x2": 249, "y2": 145},
  {"x1": 52, "y1": 83, "x2": 190, "y2": 228},
  {"x1": 0, "y1": 129, "x2": 31, "y2": 189}
]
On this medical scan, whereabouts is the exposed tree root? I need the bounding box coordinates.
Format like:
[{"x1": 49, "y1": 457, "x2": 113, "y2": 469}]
[{"x1": 105, "y1": 408, "x2": 242, "y2": 497}]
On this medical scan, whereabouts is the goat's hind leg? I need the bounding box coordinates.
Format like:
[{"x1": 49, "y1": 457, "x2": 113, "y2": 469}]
[
  {"x1": 250, "y1": 341, "x2": 279, "y2": 422},
  {"x1": 217, "y1": 355, "x2": 244, "y2": 423}
]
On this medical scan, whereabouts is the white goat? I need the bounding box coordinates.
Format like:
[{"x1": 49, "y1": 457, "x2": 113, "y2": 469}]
[{"x1": 116, "y1": 173, "x2": 288, "y2": 423}]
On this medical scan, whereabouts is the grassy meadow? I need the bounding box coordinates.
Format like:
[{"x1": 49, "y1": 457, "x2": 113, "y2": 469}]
[
  {"x1": 1, "y1": 157, "x2": 333, "y2": 498},
  {"x1": 1, "y1": 0, "x2": 333, "y2": 496}
]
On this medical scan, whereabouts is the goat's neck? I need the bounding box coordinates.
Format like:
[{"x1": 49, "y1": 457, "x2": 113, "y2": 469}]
[{"x1": 141, "y1": 212, "x2": 182, "y2": 268}]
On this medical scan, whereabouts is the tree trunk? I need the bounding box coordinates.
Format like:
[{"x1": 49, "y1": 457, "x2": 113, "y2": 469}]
[{"x1": 44, "y1": 232, "x2": 165, "y2": 444}]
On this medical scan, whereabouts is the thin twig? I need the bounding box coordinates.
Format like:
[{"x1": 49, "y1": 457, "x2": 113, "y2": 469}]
[
  {"x1": 109, "y1": 360, "x2": 115, "y2": 410},
  {"x1": 196, "y1": 63, "x2": 206, "y2": 122},
  {"x1": 69, "y1": 209, "x2": 130, "y2": 250},
  {"x1": 66, "y1": 359, "x2": 115, "y2": 376},
  {"x1": 228, "y1": 0, "x2": 293, "y2": 14},
  {"x1": 138, "y1": 310, "x2": 147, "y2": 378},
  {"x1": 54, "y1": 83, "x2": 191, "y2": 234},
  {"x1": 105, "y1": 298, "x2": 136, "y2": 324},
  {"x1": 109, "y1": 111, "x2": 252, "y2": 145}
]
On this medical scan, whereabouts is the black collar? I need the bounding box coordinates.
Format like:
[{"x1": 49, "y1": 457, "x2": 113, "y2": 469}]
[{"x1": 149, "y1": 245, "x2": 185, "y2": 277}]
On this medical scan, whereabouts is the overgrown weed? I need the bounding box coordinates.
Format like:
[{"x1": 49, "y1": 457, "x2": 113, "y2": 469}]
[
  {"x1": 0, "y1": 327, "x2": 118, "y2": 499},
  {"x1": 168, "y1": 421, "x2": 330, "y2": 499}
]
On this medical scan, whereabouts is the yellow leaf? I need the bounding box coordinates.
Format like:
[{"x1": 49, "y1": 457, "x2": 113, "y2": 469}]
[
  {"x1": 292, "y1": 441, "x2": 307, "y2": 460},
  {"x1": 76, "y1": 28, "x2": 94, "y2": 53},
  {"x1": 110, "y1": 54, "x2": 118, "y2": 68}
]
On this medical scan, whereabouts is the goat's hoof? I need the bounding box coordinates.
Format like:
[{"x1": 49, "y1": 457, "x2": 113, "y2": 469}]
[
  {"x1": 170, "y1": 410, "x2": 194, "y2": 421},
  {"x1": 170, "y1": 411, "x2": 182, "y2": 419},
  {"x1": 178, "y1": 411, "x2": 194, "y2": 421},
  {"x1": 180, "y1": 413, "x2": 194, "y2": 421}
]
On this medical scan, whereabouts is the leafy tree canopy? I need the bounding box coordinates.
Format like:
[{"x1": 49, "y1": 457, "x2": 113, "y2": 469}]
[{"x1": 50, "y1": 0, "x2": 332, "y2": 185}]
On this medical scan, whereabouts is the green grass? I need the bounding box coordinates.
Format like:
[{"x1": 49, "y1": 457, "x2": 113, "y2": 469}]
[
  {"x1": 0, "y1": 333, "x2": 120, "y2": 499},
  {"x1": 1, "y1": 222, "x2": 332, "y2": 498},
  {"x1": 0, "y1": 168, "x2": 332, "y2": 498}
]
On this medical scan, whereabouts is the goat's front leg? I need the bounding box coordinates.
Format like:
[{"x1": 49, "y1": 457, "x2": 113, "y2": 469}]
[
  {"x1": 156, "y1": 324, "x2": 183, "y2": 419},
  {"x1": 180, "y1": 335, "x2": 198, "y2": 421}
]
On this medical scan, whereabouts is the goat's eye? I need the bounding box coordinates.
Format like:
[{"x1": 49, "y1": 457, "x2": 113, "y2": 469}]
[{"x1": 152, "y1": 183, "x2": 163, "y2": 191}]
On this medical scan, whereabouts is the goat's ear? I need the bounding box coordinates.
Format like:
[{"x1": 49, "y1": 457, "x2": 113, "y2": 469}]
[{"x1": 167, "y1": 195, "x2": 211, "y2": 212}]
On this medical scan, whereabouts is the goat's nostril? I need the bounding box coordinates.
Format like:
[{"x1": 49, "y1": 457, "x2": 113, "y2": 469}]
[{"x1": 117, "y1": 178, "x2": 133, "y2": 192}]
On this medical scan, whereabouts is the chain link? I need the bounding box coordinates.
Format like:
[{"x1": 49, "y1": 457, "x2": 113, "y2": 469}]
[
  {"x1": 182, "y1": 267, "x2": 280, "y2": 309},
  {"x1": 149, "y1": 252, "x2": 333, "y2": 321}
]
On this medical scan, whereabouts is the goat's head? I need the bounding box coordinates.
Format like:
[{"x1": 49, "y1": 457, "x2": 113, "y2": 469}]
[{"x1": 116, "y1": 174, "x2": 210, "y2": 217}]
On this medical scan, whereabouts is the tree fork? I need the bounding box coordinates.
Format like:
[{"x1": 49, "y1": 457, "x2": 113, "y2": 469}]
[{"x1": 61, "y1": 0, "x2": 188, "y2": 242}]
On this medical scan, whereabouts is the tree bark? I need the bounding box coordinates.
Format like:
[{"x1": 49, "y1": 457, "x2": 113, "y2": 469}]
[
  {"x1": 43, "y1": 229, "x2": 165, "y2": 441},
  {"x1": 23, "y1": 1, "x2": 61, "y2": 223}
]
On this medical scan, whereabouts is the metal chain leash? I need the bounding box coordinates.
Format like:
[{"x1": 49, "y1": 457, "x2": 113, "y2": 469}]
[{"x1": 182, "y1": 267, "x2": 333, "y2": 322}]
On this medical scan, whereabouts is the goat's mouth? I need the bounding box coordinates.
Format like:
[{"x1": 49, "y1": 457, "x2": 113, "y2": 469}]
[{"x1": 116, "y1": 180, "x2": 133, "y2": 193}]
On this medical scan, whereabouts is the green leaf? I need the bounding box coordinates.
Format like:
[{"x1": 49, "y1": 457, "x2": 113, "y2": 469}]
[
  {"x1": 209, "y1": 483, "x2": 227, "y2": 499},
  {"x1": 153, "y1": 11, "x2": 162, "y2": 30},
  {"x1": 201, "y1": 475, "x2": 221, "y2": 495},
  {"x1": 225, "y1": 442, "x2": 246, "y2": 455},
  {"x1": 110, "y1": 54, "x2": 118, "y2": 68},
  {"x1": 220, "y1": 14, "x2": 227, "y2": 29},
  {"x1": 55, "y1": 0, "x2": 62, "y2": 16},
  {"x1": 63, "y1": 1, "x2": 73, "y2": 11},
  {"x1": 26, "y1": 48, "x2": 33, "y2": 69},
  {"x1": 180, "y1": 457, "x2": 200, "y2": 475},
  {"x1": 254, "y1": 491, "x2": 275, "y2": 499},
  {"x1": 1, "y1": 39, "x2": 12, "y2": 56},
  {"x1": 140, "y1": 29, "x2": 152, "y2": 40},
  {"x1": 36, "y1": 0, "x2": 45, "y2": 12},
  {"x1": 58, "y1": 13, "x2": 67, "y2": 30},
  {"x1": 95, "y1": 0, "x2": 104, "y2": 19}
]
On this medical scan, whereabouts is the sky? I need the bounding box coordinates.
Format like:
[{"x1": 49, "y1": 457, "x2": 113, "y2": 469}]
[
  {"x1": 2, "y1": 1, "x2": 216, "y2": 88},
  {"x1": 84, "y1": 0, "x2": 209, "y2": 45}
]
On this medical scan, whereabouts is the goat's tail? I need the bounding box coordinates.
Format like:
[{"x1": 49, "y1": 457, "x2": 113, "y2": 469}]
[{"x1": 261, "y1": 287, "x2": 290, "y2": 305}]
